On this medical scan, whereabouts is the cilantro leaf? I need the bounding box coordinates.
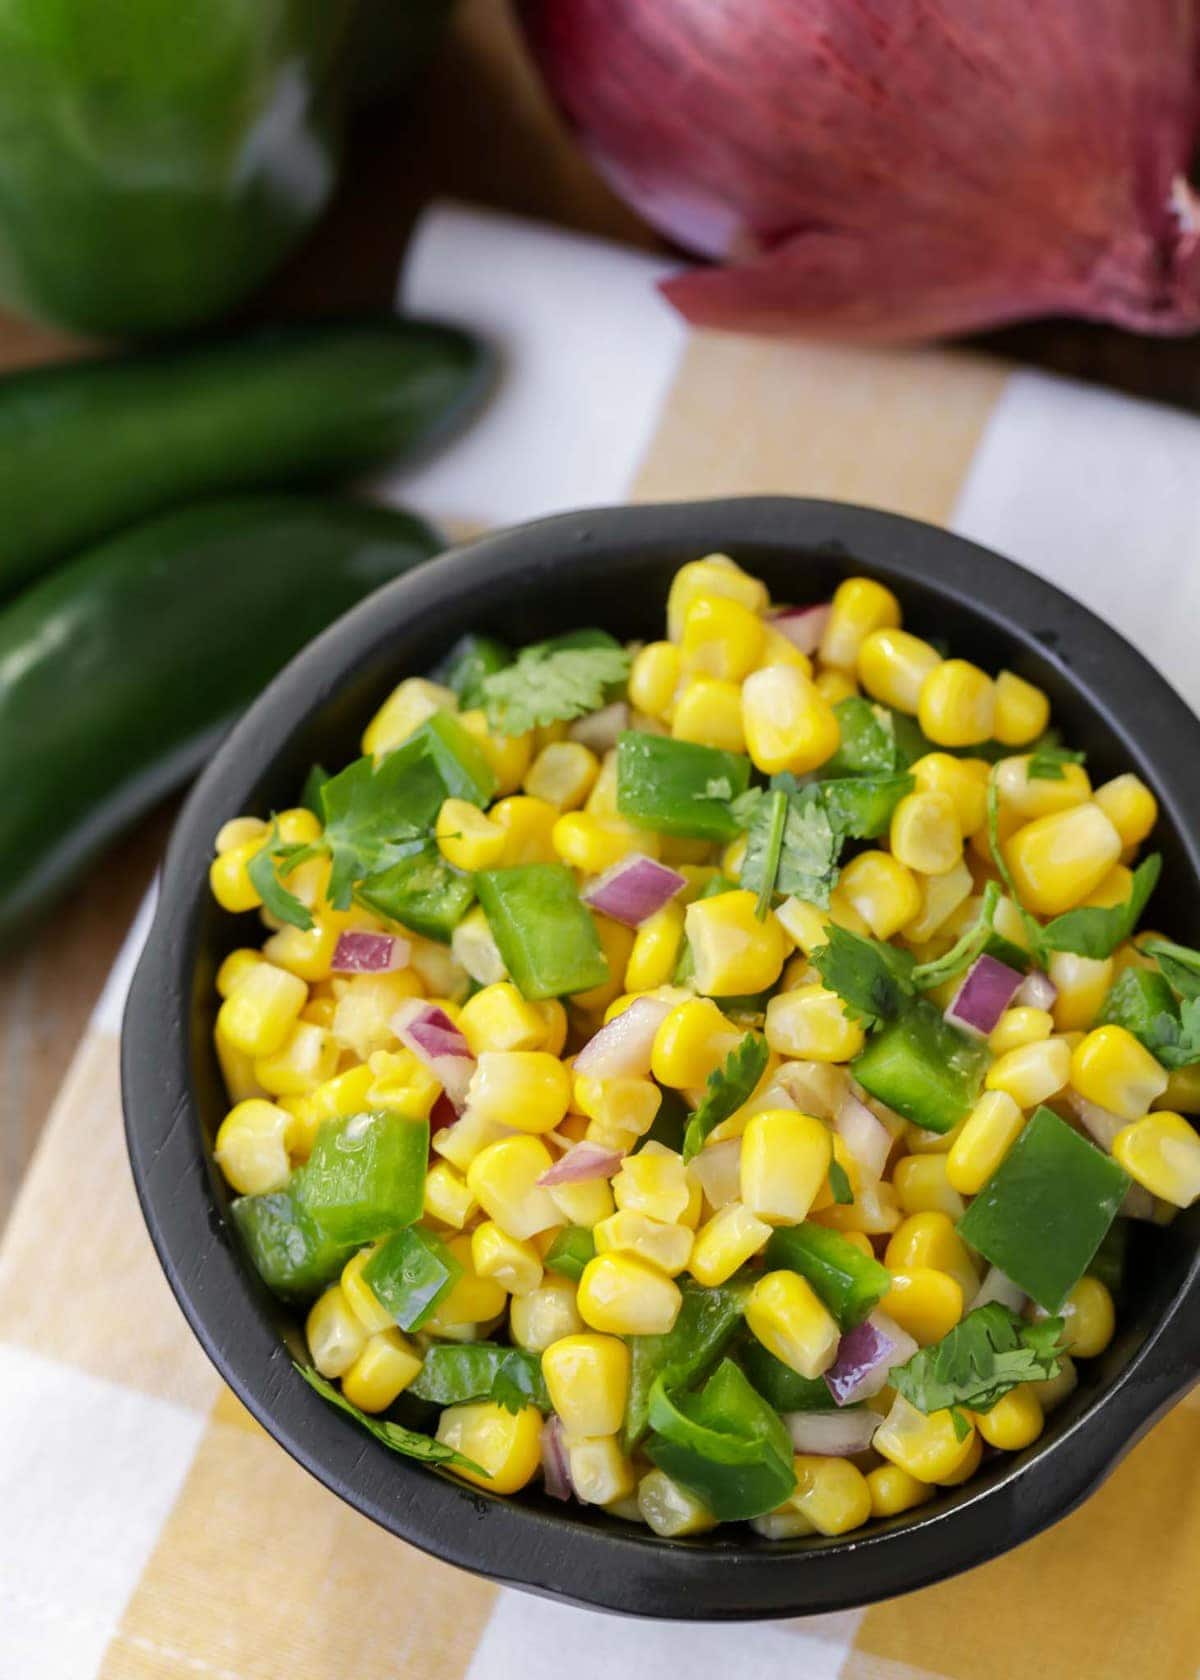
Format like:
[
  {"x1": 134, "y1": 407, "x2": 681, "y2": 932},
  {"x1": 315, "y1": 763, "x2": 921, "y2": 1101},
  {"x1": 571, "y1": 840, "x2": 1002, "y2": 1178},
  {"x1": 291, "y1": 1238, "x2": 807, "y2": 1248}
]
[
  {"x1": 481, "y1": 637, "x2": 631, "y2": 736},
  {"x1": 728, "y1": 787, "x2": 765, "y2": 828},
  {"x1": 891, "y1": 1304, "x2": 1065, "y2": 1421},
  {"x1": 819, "y1": 774, "x2": 914, "y2": 840},
  {"x1": 682, "y1": 1033, "x2": 769, "y2": 1161},
  {"x1": 1027, "y1": 744, "x2": 1086, "y2": 782},
  {"x1": 317, "y1": 752, "x2": 434, "y2": 908},
  {"x1": 1099, "y1": 965, "x2": 1200, "y2": 1069},
  {"x1": 985, "y1": 770, "x2": 1047, "y2": 961},
  {"x1": 739, "y1": 783, "x2": 843, "y2": 911},
  {"x1": 1141, "y1": 937, "x2": 1200, "y2": 1003},
  {"x1": 910, "y1": 881, "x2": 1002, "y2": 992},
  {"x1": 247, "y1": 822, "x2": 317, "y2": 931},
  {"x1": 810, "y1": 924, "x2": 916, "y2": 1028},
  {"x1": 828, "y1": 1158, "x2": 854, "y2": 1205},
  {"x1": 743, "y1": 789, "x2": 788, "y2": 919},
  {"x1": 1040, "y1": 853, "x2": 1162, "y2": 960},
  {"x1": 295, "y1": 1365, "x2": 488, "y2": 1476},
  {"x1": 301, "y1": 764, "x2": 330, "y2": 817}
]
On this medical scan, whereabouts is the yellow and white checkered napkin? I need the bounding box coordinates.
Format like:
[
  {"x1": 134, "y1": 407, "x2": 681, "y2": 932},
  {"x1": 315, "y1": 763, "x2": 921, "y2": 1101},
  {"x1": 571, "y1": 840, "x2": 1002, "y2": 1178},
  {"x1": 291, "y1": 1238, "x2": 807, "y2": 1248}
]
[{"x1": 4, "y1": 204, "x2": 1200, "y2": 1680}]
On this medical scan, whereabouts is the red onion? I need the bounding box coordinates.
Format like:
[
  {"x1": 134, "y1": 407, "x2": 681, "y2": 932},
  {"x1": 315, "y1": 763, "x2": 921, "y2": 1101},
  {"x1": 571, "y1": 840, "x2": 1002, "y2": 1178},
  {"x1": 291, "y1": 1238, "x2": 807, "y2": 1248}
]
[
  {"x1": 429, "y1": 1092, "x2": 458, "y2": 1134},
  {"x1": 835, "y1": 1090, "x2": 891, "y2": 1182},
  {"x1": 824, "y1": 1311, "x2": 917, "y2": 1407},
  {"x1": 771, "y1": 604, "x2": 830, "y2": 656},
  {"x1": 1065, "y1": 1089, "x2": 1125, "y2": 1152},
  {"x1": 785, "y1": 1408, "x2": 879, "y2": 1457},
  {"x1": 1014, "y1": 970, "x2": 1058, "y2": 1011},
  {"x1": 538, "y1": 1141, "x2": 623, "y2": 1187},
  {"x1": 331, "y1": 930, "x2": 410, "y2": 975},
  {"x1": 393, "y1": 1000, "x2": 475, "y2": 1111},
  {"x1": 523, "y1": 2, "x2": 1200, "y2": 343},
  {"x1": 541, "y1": 1416, "x2": 574, "y2": 1501},
  {"x1": 582, "y1": 853, "x2": 686, "y2": 928},
  {"x1": 569, "y1": 700, "x2": 630, "y2": 753},
  {"x1": 971, "y1": 1265, "x2": 1027, "y2": 1315},
  {"x1": 573, "y1": 994, "x2": 674, "y2": 1078},
  {"x1": 689, "y1": 1137, "x2": 742, "y2": 1208},
  {"x1": 945, "y1": 955, "x2": 1023, "y2": 1039}
]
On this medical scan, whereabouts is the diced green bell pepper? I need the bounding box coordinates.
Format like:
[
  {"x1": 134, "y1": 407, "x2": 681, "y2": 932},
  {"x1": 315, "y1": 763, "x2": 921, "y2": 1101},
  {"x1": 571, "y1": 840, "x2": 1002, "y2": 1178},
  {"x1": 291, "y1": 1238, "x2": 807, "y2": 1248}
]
[
  {"x1": 819, "y1": 774, "x2": 914, "y2": 840},
  {"x1": 824, "y1": 696, "x2": 898, "y2": 777},
  {"x1": 739, "y1": 1338, "x2": 842, "y2": 1412},
  {"x1": 853, "y1": 998, "x2": 991, "y2": 1133},
  {"x1": 357, "y1": 842, "x2": 475, "y2": 941},
  {"x1": 542, "y1": 1226, "x2": 596, "y2": 1283},
  {"x1": 395, "y1": 711, "x2": 496, "y2": 810},
  {"x1": 430, "y1": 633, "x2": 512, "y2": 710},
  {"x1": 362, "y1": 1225, "x2": 461, "y2": 1331},
  {"x1": 229, "y1": 1189, "x2": 355, "y2": 1301},
  {"x1": 1087, "y1": 1218, "x2": 1128, "y2": 1295},
  {"x1": 766, "y1": 1222, "x2": 891, "y2": 1329},
  {"x1": 409, "y1": 1342, "x2": 550, "y2": 1410},
  {"x1": 475, "y1": 863, "x2": 609, "y2": 999},
  {"x1": 956, "y1": 1106, "x2": 1129, "y2": 1311},
  {"x1": 296, "y1": 1111, "x2": 428, "y2": 1246},
  {"x1": 617, "y1": 732, "x2": 751, "y2": 841},
  {"x1": 624, "y1": 1277, "x2": 748, "y2": 1447},
  {"x1": 645, "y1": 1358, "x2": 796, "y2": 1521}
]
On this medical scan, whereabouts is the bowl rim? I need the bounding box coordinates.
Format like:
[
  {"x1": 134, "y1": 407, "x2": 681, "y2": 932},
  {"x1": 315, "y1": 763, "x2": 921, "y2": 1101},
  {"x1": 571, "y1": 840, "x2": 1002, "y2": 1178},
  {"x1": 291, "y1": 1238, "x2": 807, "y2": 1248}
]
[{"x1": 122, "y1": 495, "x2": 1200, "y2": 1620}]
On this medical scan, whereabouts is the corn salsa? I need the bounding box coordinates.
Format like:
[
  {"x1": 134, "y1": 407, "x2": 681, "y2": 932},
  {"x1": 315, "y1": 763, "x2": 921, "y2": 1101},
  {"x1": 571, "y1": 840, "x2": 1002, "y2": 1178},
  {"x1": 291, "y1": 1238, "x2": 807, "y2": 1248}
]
[{"x1": 206, "y1": 554, "x2": 1200, "y2": 1537}]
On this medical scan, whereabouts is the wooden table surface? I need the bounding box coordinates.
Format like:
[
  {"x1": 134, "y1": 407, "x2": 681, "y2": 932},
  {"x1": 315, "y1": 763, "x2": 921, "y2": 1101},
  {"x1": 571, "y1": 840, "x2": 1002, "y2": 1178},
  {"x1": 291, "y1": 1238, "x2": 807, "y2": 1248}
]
[{"x1": 2, "y1": 0, "x2": 1197, "y2": 1229}]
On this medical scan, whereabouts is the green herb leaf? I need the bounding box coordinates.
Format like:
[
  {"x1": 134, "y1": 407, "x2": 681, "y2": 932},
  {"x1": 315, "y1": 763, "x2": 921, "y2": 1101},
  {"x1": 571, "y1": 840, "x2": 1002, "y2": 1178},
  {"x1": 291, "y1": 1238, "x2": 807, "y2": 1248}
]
[
  {"x1": 683, "y1": 1033, "x2": 769, "y2": 1161},
  {"x1": 247, "y1": 822, "x2": 317, "y2": 931},
  {"x1": 1098, "y1": 966, "x2": 1200, "y2": 1070},
  {"x1": 318, "y1": 753, "x2": 436, "y2": 909},
  {"x1": 819, "y1": 774, "x2": 914, "y2": 841},
  {"x1": 891, "y1": 1304, "x2": 1065, "y2": 1419},
  {"x1": 739, "y1": 783, "x2": 844, "y2": 911},
  {"x1": 301, "y1": 764, "x2": 330, "y2": 817},
  {"x1": 1040, "y1": 853, "x2": 1162, "y2": 960},
  {"x1": 744, "y1": 789, "x2": 788, "y2": 919},
  {"x1": 985, "y1": 771, "x2": 1047, "y2": 960},
  {"x1": 828, "y1": 1159, "x2": 854, "y2": 1205},
  {"x1": 1026, "y1": 745, "x2": 1087, "y2": 782},
  {"x1": 295, "y1": 1365, "x2": 488, "y2": 1476},
  {"x1": 481, "y1": 638, "x2": 631, "y2": 736},
  {"x1": 410, "y1": 1343, "x2": 550, "y2": 1414},
  {"x1": 1141, "y1": 937, "x2": 1200, "y2": 1002},
  {"x1": 910, "y1": 881, "x2": 1002, "y2": 992},
  {"x1": 810, "y1": 924, "x2": 916, "y2": 1029}
]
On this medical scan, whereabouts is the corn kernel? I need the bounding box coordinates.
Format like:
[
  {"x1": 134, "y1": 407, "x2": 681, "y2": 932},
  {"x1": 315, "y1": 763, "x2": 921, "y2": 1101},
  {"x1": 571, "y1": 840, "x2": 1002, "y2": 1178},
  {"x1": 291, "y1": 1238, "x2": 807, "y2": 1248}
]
[
  {"x1": 992, "y1": 671, "x2": 1050, "y2": 746},
  {"x1": 542, "y1": 1333, "x2": 629, "y2": 1436},
  {"x1": 436, "y1": 1401, "x2": 543, "y2": 1494},
  {"x1": 490, "y1": 795, "x2": 558, "y2": 866},
  {"x1": 681, "y1": 592, "x2": 766, "y2": 681},
  {"x1": 510, "y1": 1277, "x2": 585, "y2": 1352},
  {"x1": 874, "y1": 1393, "x2": 977, "y2": 1483},
  {"x1": 672, "y1": 678, "x2": 745, "y2": 753},
  {"x1": 340, "y1": 1249, "x2": 395, "y2": 1335},
  {"x1": 623, "y1": 902, "x2": 685, "y2": 992},
  {"x1": 293, "y1": 1064, "x2": 375, "y2": 1144},
  {"x1": 1084, "y1": 863, "x2": 1134, "y2": 911},
  {"x1": 867, "y1": 1463, "x2": 935, "y2": 1519},
  {"x1": 574, "y1": 1074, "x2": 661, "y2": 1145},
  {"x1": 637, "y1": 1469, "x2": 716, "y2": 1536},
  {"x1": 839, "y1": 851, "x2": 922, "y2": 940},
  {"x1": 903, "y1": 859, "x2": 975, "y2": 945},
  {"x1": 741, "y1": 665, "x2": 839, "y2": 777},
  {"x1": 331, "y1": 971, "x2": 423, "y2": 1061},
  {"x1": 790, "y1": 1455, "x2": 872, "y2": 1536},
  {"x1": 451, "y1": 904, "x2": 508, "y2": 986},
  {"x1": 918, "y1": 659, "x2": 995, "y2": 747},
  {"x1": 577, "y1": 1251, "x2": 682, "y2": 1335},
  {"x1": 252, "y1": 1020, "x2": 338, "y2": 1099},
  {"x1": 594, "y1": 1210, "x2": 693, "y2": 1275},
  {"x1": 652, "y1": 998, "x2": 741, "y2": 1088},
  {"x1": 1113, "y1": 1110, "x2": 1200, "y2": 1207},
  {"x1": 985, "y1": 1035, "x2": 1072, "y2": 1109},
  {"x1": 1044, "y1": 951, "x2": 1112, "y2": 1034},
  {"x1": 1071, "y1": 1024, "x2": 1169, "y2": 1120},
  {"x1": 553, "y1": 811, "x2": 652, "y2": 874},
  {"x1": 882, "y1": 1268, "x2": 964, "y2": 1346},
  {"x1": 1094, "y1": 773, "x2": 1157, "y2": 848},
  {"x1": 209, "y1": 837, "x2": 264, "y2": 913},
  {"x1": 886, "y1": 1212, "x2": 978, "y2": 1300},
  {"x1": 524, "y1": 741, "x2": 599, "y2": 811},
  {"x1": 459, "y1": 708, "x2": 532, "y2": 797},
  {"x1": 436, "y1": 797, "x2": 506, "y2": 871},
  {"x1": 985, "y1": 1007, "x2": 1051, "y2": 1057},
  {"x1": 216, "y1": 948, "x2": 266, "y2": 999},
  {"x1": 611, "y1": 1140, "x2": 690, "y2": 1222},
  {"x1": 975, "y1": 1384, "x2": 1044, "y2": 1451},
  {"x1": 890, "y1": 791, "x2": 963, "y2": 875},
  {"x1": 857, "y1": 628, "x2": 942, "y2": 714},
  {"x1": 811, "y1": 1177, "x2": 901, "y2": 1237},
  {"x1": 262, "y1": 921, "x2": 340, "y2": 984},
  {"x1": 423, "y1": 1233, "x2": 509, "y2": 1334},
  {"x1": 364, "y1": 1048, "x2": 440, "y2": 1120},
  {"x1": 572, "y1": 915, "x2": 637, "y2": 1015},
  {"x1": 751, "y1": 1509, "x2": 818, "y2": 1540},
  {"x1": 1157, "y1": 1064, "x2": 1200, "y2": 1115},
  {"x1": 688, "y1": 1201, "x2": 772, "y2": 1285},
  {"x1": 466, "y1": 1135, "x2": 559, "y2": 1239},
  {"x1": 684, "y1": 890, "x2": 786, "y2": 997},
  {"x1": 213, "y1": 1098, "x2": 292, "y2": 1194},
  {"x1": 215, "y1": 814, "x2": 270, "y2": 855},
  {"x1": 993, "y1": 755, "x2": 1092, "y2": 827},
  {"x1": 1005, "y1": 802, "x2": 1122, "y2": 917},
  {"x1": 547, "y1": 1176, "x2": 615, "y2": 1231},
  {"x1": 471, "y1": 1221, "x2": 544, "y2": 1296},
  {"x1": 339, "y1": 1327, "x2": 422, "y2": 1412},
  {"x1": 815, "y1": 667, "x2": 859, "y2": 708},
  {"x1": 458, "y1": 982, "x2": 547, "y2": 1055},
  {"x1": 1058, "y1": 1275, "x2": 1116, "y2": 1357},
  {"x1": 629, "y1": 641, "x2": 681, "y2": 717},
  {"x1": 362, "y1": 677, "x2": 456, "y2": 757},
  {"x1": 820, "y1": 576, "x2": 901, "y2": 669},
  {"x1": 305, "y1": 1284, "x2": 367, "y2": 1378},
  {"x1": 568, "y1": 1435, "x2": 637, "y2": 1506},
  {"x1": 754, "y1": 623, "x2": 814, "y2": 676},
  {"x1": 740, "y1": 1109, "x2": 831, "y2": 1225},
  {"x1": 764, "y1": 984, "x2": 865, "y2": 1063},
  {"x1": 746, "y1": 1270, "x2": 839, "y2": 1378},
  {"x1": 584, "y1": 748, "x2": 619, "y2": 817},
  {"x1": 892, "y1": 1154, "x2": 966, "y2": 1220},
  {"x1": 667, "y1": 555, "x2": 769, "y2": 641},
  {"x1": 946, "y1": 1090, "x2": 1025, "y2": 1195},
  {"x1": 466, "y1": 1051, "x2": 571, "y2": 1136}
]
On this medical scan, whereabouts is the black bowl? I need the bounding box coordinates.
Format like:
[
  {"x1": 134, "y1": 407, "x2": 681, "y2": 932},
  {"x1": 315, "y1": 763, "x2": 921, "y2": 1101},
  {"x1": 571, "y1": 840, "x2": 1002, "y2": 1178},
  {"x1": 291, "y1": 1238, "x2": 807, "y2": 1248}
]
[{"x1": 123, "y1": 497, "x2": 1200, "y2": 1620}]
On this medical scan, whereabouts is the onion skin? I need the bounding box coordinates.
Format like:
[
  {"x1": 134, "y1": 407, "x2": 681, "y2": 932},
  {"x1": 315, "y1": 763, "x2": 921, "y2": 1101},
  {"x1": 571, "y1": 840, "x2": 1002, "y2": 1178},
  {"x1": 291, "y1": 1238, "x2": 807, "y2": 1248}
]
[{"x1": 521, "y1": 0, "x2": 1200, "y2": 340}]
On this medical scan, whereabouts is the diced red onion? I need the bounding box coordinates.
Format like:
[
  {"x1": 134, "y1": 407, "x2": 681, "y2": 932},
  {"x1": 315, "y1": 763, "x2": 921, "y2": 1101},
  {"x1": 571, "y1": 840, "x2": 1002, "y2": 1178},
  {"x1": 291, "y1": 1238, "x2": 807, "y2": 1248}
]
[
  {"x1": 945, "y1": 954, "x2": 1024, "y2": 1038},
  {"x1": 1065, "y1": 1089, "x2": 1125, "y2": 1152},
  {"x1": 429, "y1": 1092, "x2": 458, "y2": 1135},
  {"x1": 785, "y1": 1408, "x2": 879, "y2": 1457},
  {"x1": 689, "y1": 1137, "x2": 742, "y2": 1208},
  {"x1": 568, "y1": 701, "x2": 630, "y2": 753},
  {"x1": 582, "y1": 853, "x2": 687, "y2": 928},
  {"x1": 573, "y1": 994, "x2": 674, "y2": 1078},
  {"x1": 971, "y1": 1265, "x2": 1027, "y2": 1314},
  {"x1": 1014, "y1": 969, "x2": 1057, "y2": 1011},
  {"x1": 835, "y1": 1090, "x2": 891, "y2": 1182},
  {"x1": 392, "y1": 1000, "x2": 476, "y2": 1112},
  {"x1": 771, "y1": 603, "x2": 831, "y2": 655},
  {"x1": 540, "y1": 1416, "x2": 574, "y2": 1501},
  {"x1": 538, "y1": 1141, "x2": 623, "y2": 1187},
  {"x1": 331, "y1": 930, "x2": 410, "y2": 974},
  {"x1": 824, "y1": 1311, "x2": 918, "y2": 1407}
]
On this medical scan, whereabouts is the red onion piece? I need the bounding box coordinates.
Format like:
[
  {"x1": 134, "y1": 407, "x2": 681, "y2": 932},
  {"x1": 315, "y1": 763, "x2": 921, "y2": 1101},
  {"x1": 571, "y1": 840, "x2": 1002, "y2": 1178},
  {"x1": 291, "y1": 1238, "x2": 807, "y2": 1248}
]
[
  {"x1": 538, "y1": 1141, "x2": 623, "y2": 1187},
  {"x1": 1065, "y1": 1089, "x2": 1125, "y2": 1152},
  {"x1": 392, "y1": 1000, "x2": 475, "y2": 1112},
  {"x1": 824, "y1": 1311, "x2": 918, "y2": 1407},
  {"x1": 331, "y1": 931, "x2": 410, "y2": 974},
  {"x1": 540, "y1": 1416, "x2": 573, "y2": 1501},
  {"x1": 771, "y1": 604, "x2": 830, "y2": 656},
  {"x1": 582, "y1": 853, "x2": 687, "y2": 928},
  {"x1": 1013, "y1": 970, "x2": 1058, "y2": 1011},
  {"x1": 569, "y1": 701, "x2": 630, "y2": 754},
  {"x1": 971, "y1": 1265, "x2": 1027, "y2": 1315},
  {"x1": 785, "y1": 1408, "x2": 879, "y2": 1457},
  {"x1": 835, "y1": 1090, "x2": 891, "y2": 1182},
  {"x1": 573, "y1": 994, "x2": 674, "y2": 1079},
  {"x1": 945, "y1": 955, "x2": 1024, "y2": 1039}
]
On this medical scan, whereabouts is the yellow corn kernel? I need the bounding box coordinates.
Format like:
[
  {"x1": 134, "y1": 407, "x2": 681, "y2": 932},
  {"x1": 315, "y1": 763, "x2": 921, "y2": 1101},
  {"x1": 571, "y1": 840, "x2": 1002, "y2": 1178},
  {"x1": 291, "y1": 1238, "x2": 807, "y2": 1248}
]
[
  {"x1": 466, "y1": 1135, "x2": 559, "y2": 1239},
  {"x1": 553, "y1": 811, "x2": 651, "y2": 874},
  {"x1": 746, "y1": 1270, "x2": 839, "y2": 1378},
  {"x1": 838, "y1": 851, "x2": 922, "y2": 941},
  {"x1": 741, "y1": 665, "x2": 840, "y2": 777},
  {"x1": 994, "y1": 754, "x2": 1092, "y2": 824},
  {"x1": 300, "y1": 996, "x2": 336, "y2": 1031},
  {"x1": 209, "y1": 838, "x2": 264, "y2": 913},
  {"x1": 1113, "y1": 1111, "x2": 1200, "y2": 1207},
  {"x1": 340, "y1": 1328, "x2": 422, "y2": 1413},
  {"x1": 467, "y1": 1051, "x2": 571, "y2": 1136},
  {"x1": 918, "y1": 659, "x2": 995, "y2": 748},
  {"x1": 1058, "y1": 1275, "x2": 1116, "y2": 1358},
  {"x1": 624, "y1": 902, "x2": 685, "y2": 992},
  {"x1": 667, "y1": 555, "x2": 769, "y2": 641},
  {"x1": 1084, "y1": 863, "x2": 1134, "y2": 911},
  {"x1": 362, "y1": 677, "x2": 456, "y2": 757},
  {"x1": 422, "y1": 1161, "x2": 478, "y2": 1230},
  {"x1": 874, "y1": 1394, "x2": 978, "y2": 1483},
  {"x1": 577, "y1": 1252, "x2": 682, "y2": 1335},
  {"x1": 253, "y1": 1020, "x2": 338, "y2": 1098},
  {"x1": 688, "y1": 1202, "x2": 772, "y2": 1286},
  {"x1": 754, "y1": 623, "x2": 814, "y2": 676},
  {"x1": 671, "y1": 678, "x2": 745, "y2": 753},
  {"x1": 458, "y1": 982, "x2": 547, "y2": 1055},
  {"x1": 629, "y1": 641, "x2": 681, "y2": 717},
  {"x1": 721, "y1": 834, "x2": 747, "y2": 881},
  {"x1": 985, "y1": 1036, "x2": 1072, "y2": 1109},
  {"x1": 903, "y1": 859, "x2": 975, "y2": 946},
  {"x1": 815, "y1": 669, "x2": 857, "y2": 708},
  {"x1": 339, "y1": 1249, "x2": 394, "y2": 1335},
  {"x1": 1094, "y1": 773, "x2": 1157, "y2": 848},
  {"x1": 987, "y1": 1007, "x2": 1053, "y2": 1057},
  {"x1": 436, "y1": 797, "x2": 506, "y2": 872},
  {"x1": 740, "y1": 1110, "x2": 831, "y2": 1226},
  {"x1": 946, "y1": 1090, "x2": 1026, "y2": 1195},
  {"x1": 790, "y1": 1455, "x2": 872, "y2": 1537},
  {"x1": 216, "y1": 964, "x2": 308, "y2": 1059},
  {"x1": 213, "y1": 1098, "x2": 292, "y2": 1195},
  {"x1": 911, "y1": 762, "x2": 987, "y2": 847},
  {"x1": 594, "y1": 1211, "x2": 693, "y2": 1275},
  {"x1": 574, "y1": 1073, "x2": 661, "y2": 1143},
  {"x1": 459, "y1": 708, "x2": 533, "y2": 797},
  {"x1": 534, "y1": 1000, "x2": 568, "y2": 1057},
  {"x1": 1006, "y1": 803, "x2": 1122, "y2": 917},
  {"x1": 451, "y1": 905, "x2": 508, "y2": 986},
  {"x1": 510, "y1": 1277, "x2": 584, "y2": 1352},
  {"x1": 215, "y1": 814, "x2": 270, "y2": 854},
  {"x1": 364, "y1": 1048, "x2": 440, "y2": 1120},
  {"x1": 581, "y1": 750, "x2": 617, "y2": 819},
  {"x1": 890, "y1": 791, "x2": 963, "y2": 875},
  {"x1": 820, "y1": 576, "x2": 902, "y2": 669},
  {"x1": 659, "y1": 836, "x2": 714, "y2": 869},
  {"x1": 681, "y1": 592, "x2": 766, "y2": 681},
  {"x1": 546, "y1": 1176, "x2": 615, "y2": 1230},
  {"x1": 436, "y1": 1401, "x2": 543, "y2": 1494},
  {"x1": 992, "y1": 671, "x2": 1050, "y2": 746},
  {"x1": 262, "y1": 920, "x2": 340, "y2": 984},
  {"x1": 298, "y1": 1064, "x2": 375, "y2": 1129},
  {"x1": 637, "y1": 1469, "x2": 716, "y2": 1536},
  {"x1": 892, "y1": 1154, "x2": 966, "y2": 1220},
  {"x1": 684, "y1": 890, "x2": 786, "y2": 997},
  {"x1": 216, "y1": 948, "x2": 266, "y2": 998},
  {"x1": 432, "y1": 1108, "x2": 512, "y2": 1173},
  {"x1": 568, "y1": 1435, "x2": 637, "y2": 1507},
  {"x1": 542, "y1": 1333, "x2": 630, "y2": 1436},
  {"x1": 764, "y1": 984, "x2": 865, "y2": 1063},
  {"x1": 523, "y1": 741, "x2": 599, "y2": 811},
  {"x1": 1044, "y1": 951, "x2": 1112, "y2": 1034},
  {"x1": 1031, "y1": 1353, "x2": 1078, "y2": 1414},
  {"x1": 1157, "y1": 1063, "x2": 1200, "y2": 1115},
  {"x1": 1071, "y1": 1024, "x2": 1169, "y2": 1120},
  {"x1": 424, "y1": 1234, "x2": 509, "y2": 1334},
  {"x1": 975, "y1": 1384, "x2": 1044, "y2": 1451},
  {"x1": 572, "y1": 915, "x2": 637, "y2": 1015},
  {"x1": 406, "y1": 933, "x2": 469, "y2": 1001},
  {"x1": 471, "y1": 1221, "x2": 544, "y2": 1296},
  {"x1": 331, "y1": 971, "x2": 423, "y2": 1061},
  {"x1": 938, "y1": 1432, "x2": 984, "y2": 1487},
  {"x1": 812, "y1": 1178, "x2": 901, "y2": 1237},
  {"x1": 489, "y1": 795, "x2": 558, "y2": 866},
  {"x1": 857, "y1": 628, "x2": 942, "y2": 714},
  {"x1": 652, "y1": 998, "x2": 741, "y2": 1089},
  {"x1": 882, "y1": 1268, "x2": 964, "y2": 1346},
  {"x1": 867, "y1": 1463, "x2": 935, "y2": 1519},
  {"x1": 611, "y1": 1140, "x2": 690, "y2": 1222},
  {"x1": 886, "y1": 1212, "x2": 978, "y2": 1300},
  {"x1": 305, "y1": 1284, "x2": 367, "y2": 1378},
  {"x1": 774, "y1": 896, "x2": 832, "y2": 956}
]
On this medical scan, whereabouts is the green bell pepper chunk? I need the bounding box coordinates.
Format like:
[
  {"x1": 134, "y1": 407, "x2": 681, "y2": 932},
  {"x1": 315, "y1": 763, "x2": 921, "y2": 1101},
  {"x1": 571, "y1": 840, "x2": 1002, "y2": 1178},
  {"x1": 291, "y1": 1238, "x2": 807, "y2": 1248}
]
[
  {"x1": 542, "y1": 1226, "x2": 596, "y2": 1283},
  {"x1": 853, "y1": 998, "x2": 991, "y2": 1133},
  {"x1": 430, "y1": 634, "x2": 512, "y2": 710},
  {"x1": 824, "y1": 696, "x2": 898, "y2": 777},
  {"x1": 956, "y1": 1106, "x2": 1129, "y2": 1311},
  {"x1": 765, "y1": 1222, "x2": 891, "y2": 1329},
  {"x1": 475, "y1": 863, "x2": 609, "y2": 1000},
  {"x1": 229, "y1": 1189, "x2": 354, "y2": 1302},
  {"x1": 624, "y1": 1277, "x2": 748, "y2": 1448},
  {"x1": 645, "y1": 1358, "x2": 796, "y2": 1521},
  {"x1": 362, "y1": 1225, "x2": 461, "y2": 1331},
  {"x1": 295, "y1": 1111, "x2": 428, "y2": 1247},
  {"x1": 1087, "y1": 1219, "x2": 1128, "y2": 1295},
  {"x1": 357, "y1": 842, "x2": 475, "y2": 942},
  {"x1": 409, "y1": 1342, "x2": 549, "y2": 1411},
  {"x1": 819, "y1": 774, "x2": 914, "y2": 840},
  {"x1": 389, "y1": 711, "x2": 497, "y2": 813},
  {"x1": 739, "y1": 1338, "x2": 842, "y2": 1412},
  {"x1": 617, "y1": 732, "x2": 751, "y2": 841}
]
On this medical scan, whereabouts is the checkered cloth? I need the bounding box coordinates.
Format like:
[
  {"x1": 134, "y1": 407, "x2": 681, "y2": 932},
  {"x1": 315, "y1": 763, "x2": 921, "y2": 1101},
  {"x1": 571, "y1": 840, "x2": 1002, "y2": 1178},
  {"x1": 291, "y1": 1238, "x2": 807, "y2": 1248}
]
[{"x1": 4, "y1": 204, "x2": 1200, "y2": 1680}]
